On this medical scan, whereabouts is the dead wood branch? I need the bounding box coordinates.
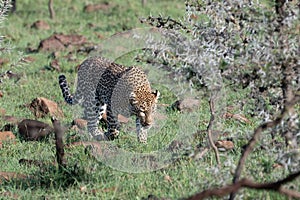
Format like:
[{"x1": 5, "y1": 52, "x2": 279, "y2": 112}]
[
  {"x1": 52, "y1": 117, "x2": 66, "y2": 169},
  {"x1": 187, "y1": 170, "x2": 300, "y2": 200},
  {"x1": 207, "y1": 97, "x2": 220, "y2": 166},
  {"x1": 48, "y1": 0, "x2": 55, "y2": 19}
]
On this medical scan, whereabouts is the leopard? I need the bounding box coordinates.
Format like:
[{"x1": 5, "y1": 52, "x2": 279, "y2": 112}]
[{"x1": 58, "y1": 56, "x2": 159, "y2": 143}]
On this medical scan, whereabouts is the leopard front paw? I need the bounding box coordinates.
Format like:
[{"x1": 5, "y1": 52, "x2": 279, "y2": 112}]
[
  {"x1": 105, "y1": 129, "x2": 119, "y2": 141},
  {"x1": 138, "y1": 137, "x2": 147, "y2": 144}
]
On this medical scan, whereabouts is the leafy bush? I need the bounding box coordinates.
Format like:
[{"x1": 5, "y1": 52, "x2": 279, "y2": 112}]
[{"x1": 141, "y1": 0, "x2": 299, "y2": 157}]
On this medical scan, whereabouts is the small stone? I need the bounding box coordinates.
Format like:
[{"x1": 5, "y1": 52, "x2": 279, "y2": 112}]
[
  {"x1": 22, "y1": 56, "x2": 36, "y2": 63},
  {"x1": 171, "y1": 98, "x2": 200, "y2": 112},
  {"x1": 31, "y1": 20, "x2": 50, "y2": 30},
  {"x1": 50, "y1": 59, "x2": 61, "y2": 71},
  {"x1": 38, "y1": 34, "x2": 87, "y2": 52},
  {"x1": 215, "y1": 140, "x2": 234, "y2": 151},
  {"x1": 164, "y1": 175, "x2": 172, "y2": 182},
  {"x1": 223, "y1": 112, "x2": 250, "y2": 124},
  {"x1": 28, "y1": 97, "x2": 64, "y2": 118},
  {"x1": 84, "y1": 3, "x2": 111, "y2": 13}
]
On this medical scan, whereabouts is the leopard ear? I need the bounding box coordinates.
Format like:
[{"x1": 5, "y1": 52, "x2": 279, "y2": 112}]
[
  {"x1": 129, "y1": 92, "x2": 139, "y2": 105},
  {"x1": 152, "y1": 90, "x2": 160, "y2": 100}
]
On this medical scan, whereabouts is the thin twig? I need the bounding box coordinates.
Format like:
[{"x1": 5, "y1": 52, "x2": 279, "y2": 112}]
[
  {"x1": 48, "y1": 0, "x2": 55, "y2": 19},
  {"x1": 187, "y1": 170, "x2": 300, "y2": 200},
  {"x1": 140, "y1": 15, "x2": 188, "y2": 31},
  {"x1": 207, "y1": 97, "x2": 221, "y2": 166},
  {"x1": 52, "y1": 117, "x2": 66, "y2": 169}
]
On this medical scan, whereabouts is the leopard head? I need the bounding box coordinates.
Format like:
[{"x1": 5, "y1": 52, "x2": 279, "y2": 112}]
[{"x1": 130, "y1": 89, "x2": 160, "y2": 127}]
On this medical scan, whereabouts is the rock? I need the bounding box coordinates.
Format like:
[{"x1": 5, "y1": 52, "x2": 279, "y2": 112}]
[
  {"x1": 22, "y1": 56, "x2": 36, "y2": 63},
  {"x1": 38, "y1": 36, "x2": 65, "y2": 52},
  {"x1": 223, "y1": 112, "x2": 250, "y2": 124},
  {"x1": 31, "y1": 20, "x2": 50, "y2": 30},
  {"x1": 84, "y1": 3, "x2": 111, "y2": 13},
  {"x1": 171, "y1": 98, "x2": 200, "y2": 112},
  {"x1": 38, "y1": 34, "x2": 87, "y2": 52},
  {"x1": 72, "y1": 118, "x2": 87, "y2": 129},
  {"x1": 164, "y1": 175, "x2": 172, "y2": 183},
  {"x1": 54, "y1": 34, "x2": 87, "y2": 46},
  {"x1": 29, "y1": 97, "x2": 64, "y2": 118},
  {"x1": 0, "y1": 172, "x2": 29, "y2": 184},
  {"x1": 215, "y1": 140, "x2": 234, "y2": 151},
  {"x1": 18, "y1": 119, "x2": 54, "y2": 141},
  {"x1": 0, "y1": 131, "x2": 16, "y2": 148}
]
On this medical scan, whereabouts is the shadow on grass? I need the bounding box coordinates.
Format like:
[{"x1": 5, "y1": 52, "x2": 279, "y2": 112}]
[{"x1": 0, "y1": 161, "x2": 104, "y2": 191}]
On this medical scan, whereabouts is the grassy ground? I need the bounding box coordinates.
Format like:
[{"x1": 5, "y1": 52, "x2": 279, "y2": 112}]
[{"x1": 0, "y1": 0, "x2": 298, "y2": 199}]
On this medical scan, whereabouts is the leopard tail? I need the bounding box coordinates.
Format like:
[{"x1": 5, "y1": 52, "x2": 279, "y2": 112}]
[{"x1": 58, "y1": 75, "x2": 76, "y2": 105}]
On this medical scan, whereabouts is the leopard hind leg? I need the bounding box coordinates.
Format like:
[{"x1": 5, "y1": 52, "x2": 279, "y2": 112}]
[{"x1": 84, "y1": 97, "x2": 108, "y2": 141}]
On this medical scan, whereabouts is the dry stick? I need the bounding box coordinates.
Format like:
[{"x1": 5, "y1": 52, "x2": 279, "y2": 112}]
[
  {"x1": 207, "y1": 97, "x2": 221, "y2": 166},
  {"x1": 48, "y1": 0, "x2": 55, "y2": 19},
  {"x1": 52, "y1": 117, "x2": 66, "y2": 169},
  {"x1": 187, "y1": 170, "x2": 300, "y2": 200},
  {"x1": 229, "y1": 95, "x2": 300, "y2": 200}
]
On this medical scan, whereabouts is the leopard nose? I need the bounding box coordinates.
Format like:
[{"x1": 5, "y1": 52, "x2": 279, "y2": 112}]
[{"x1": 143, "y1": 117, "x2": 152, "y2": 126}]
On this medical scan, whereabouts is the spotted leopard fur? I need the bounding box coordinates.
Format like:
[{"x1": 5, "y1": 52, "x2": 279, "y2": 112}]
[{"x1": 58, "y1": 57, "x2": 159, "y2": 143}]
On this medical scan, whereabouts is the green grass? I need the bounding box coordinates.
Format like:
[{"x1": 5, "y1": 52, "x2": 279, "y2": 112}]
[{"x1": 0, "y1": 0, "x2": 298, "y2": 199}]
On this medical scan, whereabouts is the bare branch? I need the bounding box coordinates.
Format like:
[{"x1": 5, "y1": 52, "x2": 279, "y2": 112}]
[
  {"x1": 48, "y1": 0, "x2": 55, "y2": 19},
  {"x1": 207, "y1": 98, "x2": 220, "y2": 167},
  {"x1": 140, "y1": 15, "x2": 188, "y2": 31},
  {"x1": 52, "y1": 117, "x2": 66, "y2": 169},
  {"x1": 187, "y1": 171, "x2": 300, "y2": 200}
]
